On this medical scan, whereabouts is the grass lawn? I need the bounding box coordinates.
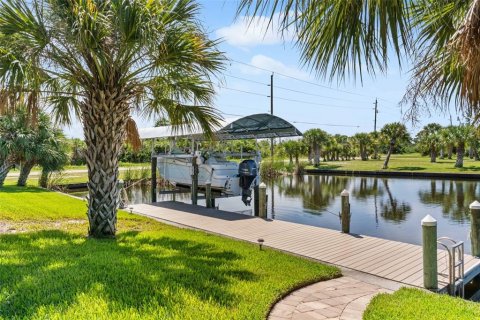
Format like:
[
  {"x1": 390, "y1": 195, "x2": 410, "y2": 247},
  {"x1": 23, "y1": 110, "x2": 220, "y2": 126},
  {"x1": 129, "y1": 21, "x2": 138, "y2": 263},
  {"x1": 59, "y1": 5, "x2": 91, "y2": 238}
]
[
  {"x1": 364, "y1": 288, "x2": 480, "y2": 320},
  {"x1": 306, "y1": 153, "x2": 480, "y2": 174},
  {"x1": 6, "y1": 167, "x2": 151, "y2": 185},
  {"x1": 0, "y1": 181, "x2": 340, "y2": 319}
]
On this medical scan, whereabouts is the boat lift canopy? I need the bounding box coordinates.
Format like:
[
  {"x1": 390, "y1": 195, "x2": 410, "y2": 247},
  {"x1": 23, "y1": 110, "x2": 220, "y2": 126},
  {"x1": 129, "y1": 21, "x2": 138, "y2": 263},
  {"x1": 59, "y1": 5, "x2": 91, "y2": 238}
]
[{"x1": 139, "y1": 113, "x2": 302, "y2": 140}]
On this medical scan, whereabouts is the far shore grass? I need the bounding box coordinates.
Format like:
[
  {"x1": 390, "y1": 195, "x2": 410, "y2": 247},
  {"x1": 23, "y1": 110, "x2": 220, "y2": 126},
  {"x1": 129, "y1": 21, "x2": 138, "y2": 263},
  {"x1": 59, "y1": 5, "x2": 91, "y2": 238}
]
[
  {"x1": 0, "y1": 181, "x2": 340, "y2": 319},
  {"x1": 305, "y1": 153, "x2": 480, "y2": 174}
]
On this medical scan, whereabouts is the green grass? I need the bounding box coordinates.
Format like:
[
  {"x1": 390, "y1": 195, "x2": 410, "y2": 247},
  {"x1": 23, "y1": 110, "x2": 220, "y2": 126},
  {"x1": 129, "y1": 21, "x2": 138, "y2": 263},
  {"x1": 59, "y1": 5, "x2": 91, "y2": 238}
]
[
  {"x1": 6, "y1": 167, "x2": 151, "y2": 185},
  {"x1": 306, "y1": 153, "x2": 480, "y2": 174},
  {"x1": 364, "y1": 288, "x2": 480, "y2": 320},
  {"x1": 0, "y1": 182, "x2": 340, "y2": 319}
]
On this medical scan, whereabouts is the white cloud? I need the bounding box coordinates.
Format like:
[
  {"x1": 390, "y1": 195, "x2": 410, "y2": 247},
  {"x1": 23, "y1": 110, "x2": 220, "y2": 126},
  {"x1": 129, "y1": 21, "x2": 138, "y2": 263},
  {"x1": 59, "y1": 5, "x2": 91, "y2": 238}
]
[
  {"x1": 239, "y1": 54, "x2": 311, "y2": 80},
  {"x1": 216, "y1": 14, "x2": 294, "y2": 48}
]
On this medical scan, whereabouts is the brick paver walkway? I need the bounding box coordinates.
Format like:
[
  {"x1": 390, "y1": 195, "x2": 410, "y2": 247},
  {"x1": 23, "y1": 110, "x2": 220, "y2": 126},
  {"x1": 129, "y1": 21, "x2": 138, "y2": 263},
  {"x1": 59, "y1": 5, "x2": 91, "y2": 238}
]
[{"x1": 268, "y1": 276, "x2": 393, "y2": 320}]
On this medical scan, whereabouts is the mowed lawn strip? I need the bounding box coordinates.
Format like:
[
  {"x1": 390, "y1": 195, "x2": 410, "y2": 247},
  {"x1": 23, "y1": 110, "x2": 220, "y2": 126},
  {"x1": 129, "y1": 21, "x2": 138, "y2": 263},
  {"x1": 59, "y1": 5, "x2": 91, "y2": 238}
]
[
  {"x1": 306, "y1": 153, "x2": 480, "y2": 174},
  {"x1": 364, "y1": 288, "x2": 480, "y2": 320},
  {"x1": 0, "y1": 183, "x2": 340, "y2": 320}
]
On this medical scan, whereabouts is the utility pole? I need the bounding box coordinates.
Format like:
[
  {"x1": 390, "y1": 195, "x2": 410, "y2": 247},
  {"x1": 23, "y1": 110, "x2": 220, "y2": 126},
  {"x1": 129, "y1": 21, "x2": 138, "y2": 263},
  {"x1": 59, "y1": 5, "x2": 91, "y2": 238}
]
[
  {"x1": 270, "y1": 73, "x2": 274, "y2": 159},
  {"x1": 373, "y1": 99, "x2": 379, "y2": 160}
]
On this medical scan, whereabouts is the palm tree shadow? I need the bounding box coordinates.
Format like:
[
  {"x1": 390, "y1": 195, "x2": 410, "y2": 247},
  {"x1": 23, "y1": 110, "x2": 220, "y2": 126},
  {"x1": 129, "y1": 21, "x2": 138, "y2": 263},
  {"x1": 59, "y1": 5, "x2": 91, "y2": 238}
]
[{"x1": 0, "y1": 230, "x2": 257, "y2": 318}]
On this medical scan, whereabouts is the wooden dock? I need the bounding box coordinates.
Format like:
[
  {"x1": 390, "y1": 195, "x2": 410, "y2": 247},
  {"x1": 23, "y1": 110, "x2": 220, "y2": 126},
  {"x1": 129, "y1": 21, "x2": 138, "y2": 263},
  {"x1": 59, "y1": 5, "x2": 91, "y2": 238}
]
[{"x1": 131, "y1": 201, "x2": 480, "y2": 290}]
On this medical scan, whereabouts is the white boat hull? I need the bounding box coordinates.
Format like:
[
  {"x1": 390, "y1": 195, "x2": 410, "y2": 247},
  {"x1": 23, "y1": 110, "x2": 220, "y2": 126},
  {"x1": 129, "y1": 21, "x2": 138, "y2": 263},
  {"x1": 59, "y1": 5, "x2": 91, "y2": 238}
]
[{"x1": 157, "y1": 155, "x2": 242, "y2": 196}]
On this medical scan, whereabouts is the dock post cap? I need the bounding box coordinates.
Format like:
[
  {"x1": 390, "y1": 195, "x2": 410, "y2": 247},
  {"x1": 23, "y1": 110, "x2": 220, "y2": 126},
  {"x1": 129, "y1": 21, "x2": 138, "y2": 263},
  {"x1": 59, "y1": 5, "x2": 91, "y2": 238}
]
[
  {"x1": 340, "y1": 189, "x2": 349, "y2": 196},
  {"x1": 259, "y1": 182, "x2": 266, "y2": 188},
  {"x1": 421, "y1": 215, "x2": 437, "y2": 227},
  {"x1": 470, "y1": 200, "x2": 480, "y2": 210}
]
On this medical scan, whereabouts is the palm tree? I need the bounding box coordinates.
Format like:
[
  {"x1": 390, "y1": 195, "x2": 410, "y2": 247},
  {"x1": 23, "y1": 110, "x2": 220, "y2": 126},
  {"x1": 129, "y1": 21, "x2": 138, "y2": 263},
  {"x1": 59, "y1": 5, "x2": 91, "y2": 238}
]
[
  {"x1": 451, "y1": 125, "x2": 475, "y2": 168},
  {"x1": 440, "y1": 126, "x2": 455, "y2": 160},
  {"x1": 303, "y1": 129, "x2": 329, "y2": 166},
  {"x1": 353, "y1": 133, "x2": 371, "y2": 161},
  {"x1": 283, "y1": 140, "x2": 297, "y2": 165},
  {"x1": 0, "y1": 108, "x2": 31, "y2": 186},
  {"x1": 0, "y1": 0, "x2": 224, "y2": 237},
  {"x1": 38, "y1": 132, "x2": 69, "y2": 189},
  {"x1": 238, "y1": 0, "x2": 480, "y2": 119},
  {"x1": 17, "y1": 112, "x2": 69, "y2": 186},
  {"x1": 380, "y1": 123, "x2": 410, "y2": 169},
  {"x1": 416, "y1": 123, "x2": 442, "y2": 163}
]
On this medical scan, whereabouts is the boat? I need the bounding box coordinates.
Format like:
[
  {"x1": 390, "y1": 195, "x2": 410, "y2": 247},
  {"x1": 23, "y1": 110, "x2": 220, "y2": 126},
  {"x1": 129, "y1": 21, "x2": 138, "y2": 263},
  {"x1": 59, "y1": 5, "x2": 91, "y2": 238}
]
[
  {"x1": 157, "y1": 151, "x2": 260, "y2": 205},
  {"x1": 139, "y1": 113, "x2": 302, "y2": 206}
]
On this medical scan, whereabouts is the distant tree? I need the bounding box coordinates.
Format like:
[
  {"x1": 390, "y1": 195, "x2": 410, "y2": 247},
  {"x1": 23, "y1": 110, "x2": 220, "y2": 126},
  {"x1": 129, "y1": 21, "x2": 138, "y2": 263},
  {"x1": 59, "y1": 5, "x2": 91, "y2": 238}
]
[
  {"x1": 353, "y1": 133, "x2": 371, "y2": 161},
  {"x1": 16, "y1": 113, "x2": 69, "y2": 186},
  {"x1": 304, "y1": 129, "x2": 330, "y2": 166},
  {"x1": 0, "y1": 109, "x2": 30, "y2": 187},
  {"x1": 38, "y1": 132, "x2": 69, "y2": 188},
  {"x1": 416, "y1": 123, "x2": 442, "y2": 163},
  {"x1": 69, "y1": 138, "x2": 87, "y2": 165},
  {"x1": 451, "y1": 125, "x2": 475, "y2": 168},
  {"x1": 380, "y1": 123, "x2": 410, "y2": 169},
  {"x1": 440, "y1": 126, "x2": 456, "y2": 159}
]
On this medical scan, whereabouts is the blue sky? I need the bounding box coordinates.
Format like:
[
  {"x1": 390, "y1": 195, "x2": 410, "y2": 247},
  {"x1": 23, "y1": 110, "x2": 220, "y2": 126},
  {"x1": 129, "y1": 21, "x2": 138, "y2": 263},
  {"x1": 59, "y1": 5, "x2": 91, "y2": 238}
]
[{"x1": 64, "y1": 1, "x2": 458, "y2": 139}]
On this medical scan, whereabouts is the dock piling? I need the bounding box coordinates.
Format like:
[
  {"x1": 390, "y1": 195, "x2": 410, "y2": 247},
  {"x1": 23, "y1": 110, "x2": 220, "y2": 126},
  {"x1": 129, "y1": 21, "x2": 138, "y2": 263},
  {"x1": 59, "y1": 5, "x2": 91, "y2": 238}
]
[
  {"x1": 340, "y1": 190, "x2": 350, "y2": 233},
  {"x1": 470, "y1": 201, "x2": 480, "y2": 257},
  {"x1": 259, "y1": 183, "x2": 267, "y2": 219},
  {"x1": 206, "y1": 181, "x2": 212, "y2": 208},
  {"x1": 191, "y1": 156, "x2": 198, "y2": 205},
  {"x1": 151, "y1": 157, "x2": 157, "y2": 203},
  {"x1": 422, "y1": 214, "x2": 438, "y2": 290}
]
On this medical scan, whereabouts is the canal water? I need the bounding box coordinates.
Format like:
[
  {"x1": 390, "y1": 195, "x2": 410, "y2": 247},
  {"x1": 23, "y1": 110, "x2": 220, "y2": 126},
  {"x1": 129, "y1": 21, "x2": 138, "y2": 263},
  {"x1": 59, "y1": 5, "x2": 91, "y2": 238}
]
[{"x1": 71, "y1": 174, "x2": 479, "y2": 254}]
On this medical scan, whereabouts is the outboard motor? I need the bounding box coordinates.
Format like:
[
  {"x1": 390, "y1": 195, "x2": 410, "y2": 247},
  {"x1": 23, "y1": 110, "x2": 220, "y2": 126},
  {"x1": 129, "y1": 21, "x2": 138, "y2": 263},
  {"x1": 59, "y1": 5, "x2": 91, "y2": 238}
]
[{"x1": 238, "y1": 159, "x2": 258, "y2": 205}]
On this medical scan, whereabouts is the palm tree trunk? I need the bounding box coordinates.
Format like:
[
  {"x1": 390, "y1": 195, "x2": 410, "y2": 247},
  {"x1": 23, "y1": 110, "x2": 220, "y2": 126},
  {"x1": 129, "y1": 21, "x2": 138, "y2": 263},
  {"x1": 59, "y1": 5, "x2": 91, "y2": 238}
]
[
  {"x1": 314, "y1": 143, "x2": 320, "y2": 166},
  {"x1": 288, "y1": 154, "x2": 293, "y2": 164},
  {"x1": 455, "y1": 142, "x2": 465, "y2": 168},
  {"x1": 430, "y1": 147, "x2": 436, "y2": 163},
  {"x1": 448, "y1": 145, "x2": 453, "y2": 159},
  {"x1": 17, "y1": 159, "x2": 35, "y2": 187},
  {"x1": 82, "y1": 90, "x2": 129, "y2": 238},
  {"x1": 383, "y1": 141, "x2": 395, "y2": 169},
  {"x1": 0, "y1": 159, "x2": 13, "y2": 187},
  {"x1": 39, "y1": 169, "x2": 50, "y2": 188}
]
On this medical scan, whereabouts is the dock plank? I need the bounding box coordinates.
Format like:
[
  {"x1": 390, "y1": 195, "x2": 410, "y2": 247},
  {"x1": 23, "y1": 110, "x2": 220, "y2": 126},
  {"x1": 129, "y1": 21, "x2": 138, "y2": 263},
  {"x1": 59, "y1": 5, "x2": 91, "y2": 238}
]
[{"x1": 131, "y1": 201, "x2": 480, "y2": 290}]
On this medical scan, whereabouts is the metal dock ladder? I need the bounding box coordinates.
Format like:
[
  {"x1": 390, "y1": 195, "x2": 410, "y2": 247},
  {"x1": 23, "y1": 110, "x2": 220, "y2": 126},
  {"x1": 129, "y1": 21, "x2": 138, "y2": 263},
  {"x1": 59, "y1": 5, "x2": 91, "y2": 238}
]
[{"x1": 437, "y1": 237, "x2": 465, "y2": 297}]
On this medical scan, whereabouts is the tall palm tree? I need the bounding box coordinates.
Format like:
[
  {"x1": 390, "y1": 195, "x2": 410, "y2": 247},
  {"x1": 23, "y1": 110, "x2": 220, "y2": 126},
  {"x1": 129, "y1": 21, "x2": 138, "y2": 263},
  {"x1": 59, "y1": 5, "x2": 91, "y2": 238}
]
[
  {"x1": 353, "y1": 133, "x2": 371, "y2": 161},
  {"x1": 0, "y1": 0, "x2": 224, "y2": 237},
  {"x1": 303, "y1": 129, "x2": 329, "y2": 166},
  {"x1": 416, "y1": 123, "x2": 442, "y2": 163},
  {"x1": 238, "y1": 0, "x2": 480, "y2": 119},
  {"x1": 380, "y1": 122, "x2": 410, "y2": 169}
]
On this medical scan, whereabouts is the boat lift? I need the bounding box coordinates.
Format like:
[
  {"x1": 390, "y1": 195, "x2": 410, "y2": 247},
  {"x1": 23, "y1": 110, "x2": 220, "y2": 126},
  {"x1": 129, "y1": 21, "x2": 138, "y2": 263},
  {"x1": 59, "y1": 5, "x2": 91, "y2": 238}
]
[{"x1": 138, "y1": 113, "x2": 303, "y2": 212}]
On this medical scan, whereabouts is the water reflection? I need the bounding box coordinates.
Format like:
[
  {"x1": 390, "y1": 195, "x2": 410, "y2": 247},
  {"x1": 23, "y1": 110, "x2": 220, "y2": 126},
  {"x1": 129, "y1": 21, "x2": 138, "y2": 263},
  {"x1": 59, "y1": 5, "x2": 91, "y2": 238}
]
[
  {"x1": 379, "y1": 179, "x2": 412, "y2": 223},
  {"x1": 418, "y1": 180, "x2": 478, "y2": 223}
]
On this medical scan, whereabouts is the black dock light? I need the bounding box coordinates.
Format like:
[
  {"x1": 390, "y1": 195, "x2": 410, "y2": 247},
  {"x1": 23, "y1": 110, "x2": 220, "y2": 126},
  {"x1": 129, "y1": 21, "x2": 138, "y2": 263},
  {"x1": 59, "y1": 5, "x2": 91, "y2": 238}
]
[
  {"x1": 257, "y1": 238, "x2": 265, "y2": 250},
  {"x1": 129, "y1": 207, "x2": 134, "y2": 214}
]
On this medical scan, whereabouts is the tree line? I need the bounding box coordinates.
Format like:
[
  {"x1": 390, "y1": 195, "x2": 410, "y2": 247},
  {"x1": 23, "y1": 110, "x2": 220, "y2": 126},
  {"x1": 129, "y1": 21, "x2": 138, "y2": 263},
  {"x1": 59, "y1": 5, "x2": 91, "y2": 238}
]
[{"x1": 278, "y1": 122, "x2": 479, "y2": 169}]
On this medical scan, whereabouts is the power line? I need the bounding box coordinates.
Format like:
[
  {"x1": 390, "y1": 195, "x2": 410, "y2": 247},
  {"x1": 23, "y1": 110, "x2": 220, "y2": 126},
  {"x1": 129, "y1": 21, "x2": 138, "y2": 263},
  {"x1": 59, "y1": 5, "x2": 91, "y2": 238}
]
[
  {"x1": 225, "y1": 73, "x2": 400, "y2": 109},
  {"x1": 292, "y1": 121, "x2": 360, "y2": 128},
  {"x1": 219, "y1": 86, "x2": 267, "y2": 97},
  {"x1": 230, "y1": 59, "x2": 395, "y2": 102},
  {"x1": 274, "y1": 85, "x2": 372, "y2": 104},
  {"x1": 273, "y1": 96, "x2": 371, "y2": 110},
  {"x1": 219, "y1": 85, "x2": 373, "y2": 110},
  {"x1": 224, "y1": 74, "x2": 269, "y2": 86}
]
